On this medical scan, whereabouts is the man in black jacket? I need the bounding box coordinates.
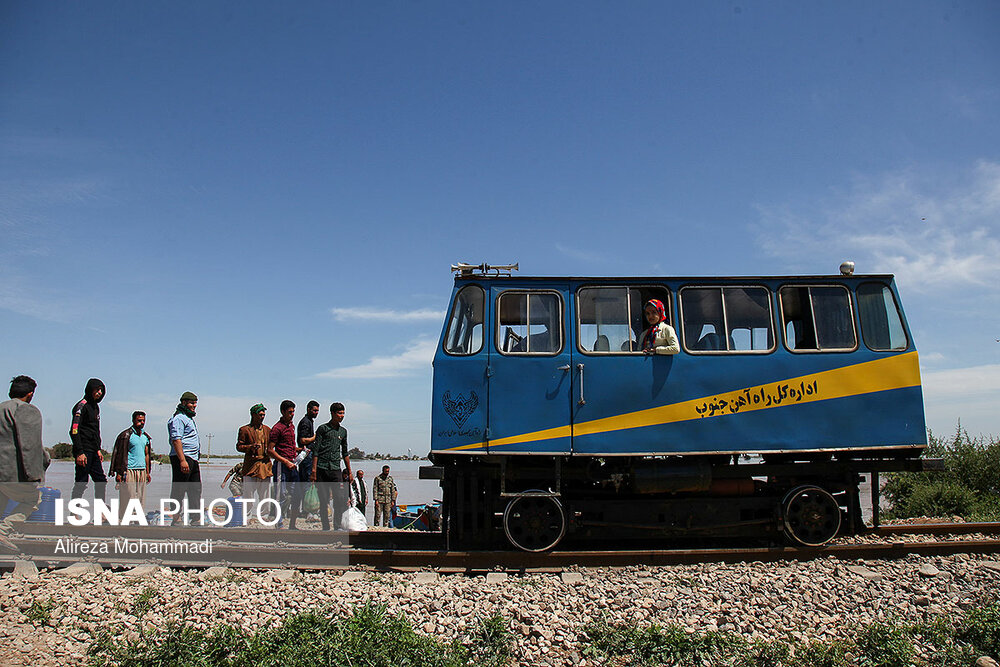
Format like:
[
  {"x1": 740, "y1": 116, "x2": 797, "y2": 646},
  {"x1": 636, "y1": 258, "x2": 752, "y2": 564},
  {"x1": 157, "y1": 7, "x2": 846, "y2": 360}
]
[{"x1": 70, "y1": 378, "x2": 107, "y2": 501}]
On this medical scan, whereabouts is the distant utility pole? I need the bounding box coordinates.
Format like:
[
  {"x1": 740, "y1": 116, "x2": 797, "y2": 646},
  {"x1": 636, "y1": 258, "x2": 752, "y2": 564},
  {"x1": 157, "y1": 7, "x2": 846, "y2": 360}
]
[{"x1": 205, "y1": 433, "x2": 213, "y2": 462}]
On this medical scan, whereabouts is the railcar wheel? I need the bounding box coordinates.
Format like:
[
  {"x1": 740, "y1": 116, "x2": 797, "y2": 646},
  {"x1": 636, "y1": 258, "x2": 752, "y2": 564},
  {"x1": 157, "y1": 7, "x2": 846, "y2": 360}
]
[
  {"x1": 781, "y1": 485, "x2": 842, "y2": 547},
  {"x1": 503, "y1": 493, "x2": 566, "y2": 552}
]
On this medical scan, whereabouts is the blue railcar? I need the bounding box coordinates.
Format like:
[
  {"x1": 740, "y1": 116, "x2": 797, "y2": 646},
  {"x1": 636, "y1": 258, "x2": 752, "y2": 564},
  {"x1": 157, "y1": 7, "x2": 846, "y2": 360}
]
[{"x1": 425, "y1": 263, "x2": 931, "y2": 551}]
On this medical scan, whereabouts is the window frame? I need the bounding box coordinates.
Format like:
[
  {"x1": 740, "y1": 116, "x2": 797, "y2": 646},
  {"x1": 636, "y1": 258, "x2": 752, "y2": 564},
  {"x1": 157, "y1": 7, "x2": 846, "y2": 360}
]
[
  {"x1": 778, "y1": 283, "x2": 859, "y2": 354},
  {"x1": 678, "y1": 284, "x2": 776, "y2": 355},
  {"x1": 575, "y1": 284, "x2": 673, "y2": 356},
  {"x1": 857, "y1": 281, "x2": 909, "y2": 352},
  {"x1": 494, "y1": 289, "x2": 565, "y2": 356},
  {"x1": 442, "y1": 284, "x2": 486, "y2": 357}
]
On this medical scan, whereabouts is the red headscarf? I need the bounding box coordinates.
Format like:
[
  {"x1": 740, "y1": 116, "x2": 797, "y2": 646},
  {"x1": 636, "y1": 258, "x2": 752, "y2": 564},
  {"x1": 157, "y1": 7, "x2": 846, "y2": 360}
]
[{"x1": 642, "y1": 299, "x2": 668, "y2": 350}]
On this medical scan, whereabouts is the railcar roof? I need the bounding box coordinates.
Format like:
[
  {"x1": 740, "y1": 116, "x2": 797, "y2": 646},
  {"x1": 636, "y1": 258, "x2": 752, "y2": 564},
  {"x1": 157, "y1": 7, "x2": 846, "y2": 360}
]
[{"x1": 454, "y1": 274, "x2": 895, "y2": 282}]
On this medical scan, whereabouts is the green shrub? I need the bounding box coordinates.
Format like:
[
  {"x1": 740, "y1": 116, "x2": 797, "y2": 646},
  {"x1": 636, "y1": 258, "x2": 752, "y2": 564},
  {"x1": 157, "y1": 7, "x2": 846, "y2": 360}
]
[
  {"x1": 50, "y1": 442, "x2": 74, "y2": 459},
  {"x1": 883, "y1": 426, "x2": 1000, "y2": 520},
  {"x1": 889, "y1": 481, "x2": 979, "y2": 518}
]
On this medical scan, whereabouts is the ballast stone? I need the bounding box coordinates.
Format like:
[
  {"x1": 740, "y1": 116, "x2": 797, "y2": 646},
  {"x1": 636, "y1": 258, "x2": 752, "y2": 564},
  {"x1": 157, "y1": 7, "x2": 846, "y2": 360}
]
[
  {"x1": 11, "y1": 560, "x2": 38, "y2": 579},
  {"x1": 842, "y1": 565, "x2": 882, "y2": 581},
  {"x1": 52, "y1": 562, "x2": 102, "y2": 577},
  {"x1": 197, "y1": 566, "x2": 230, "y2": 580}
]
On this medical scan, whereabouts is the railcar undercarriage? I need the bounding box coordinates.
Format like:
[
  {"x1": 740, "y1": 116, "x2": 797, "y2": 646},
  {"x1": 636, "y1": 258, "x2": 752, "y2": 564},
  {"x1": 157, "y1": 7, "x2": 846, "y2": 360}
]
[{"x1": 423, "y1": 452, "x2": 940, "y2": 552}]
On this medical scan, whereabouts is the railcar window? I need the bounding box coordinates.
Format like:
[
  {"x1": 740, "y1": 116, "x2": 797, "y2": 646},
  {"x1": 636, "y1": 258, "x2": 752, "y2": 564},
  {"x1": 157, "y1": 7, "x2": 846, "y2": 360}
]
[
  {"x1": 577, "y1": 286, "x2": 671, "y2": 353},
  {"x1": 496, "y1": 291, "x2": 562, "y2": 355},
  {"x1": 443, "y1": 285, "x2": 484, "y2": 355},
  {"x1": 679, "y1": 286, "x2": 773, "y2": 353},
  {"x1": 858, "y1": 283, "x2": 908, "y2": 351},
  {"x1": 779, "y1": 285, "x2": 857, "y2": 352}
]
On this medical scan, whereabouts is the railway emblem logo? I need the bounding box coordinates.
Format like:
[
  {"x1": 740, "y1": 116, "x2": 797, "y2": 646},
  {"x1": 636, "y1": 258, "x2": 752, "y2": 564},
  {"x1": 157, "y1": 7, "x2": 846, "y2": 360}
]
[{"x1": 442, "y1": 390, "x2": 479, "y2": 428}]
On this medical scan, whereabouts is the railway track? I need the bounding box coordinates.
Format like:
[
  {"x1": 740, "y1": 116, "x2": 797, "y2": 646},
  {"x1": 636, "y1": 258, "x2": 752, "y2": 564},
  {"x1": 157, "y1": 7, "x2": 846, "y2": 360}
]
[{"x1": 4, "y1": 522, "x2": 999, "y2": 573}]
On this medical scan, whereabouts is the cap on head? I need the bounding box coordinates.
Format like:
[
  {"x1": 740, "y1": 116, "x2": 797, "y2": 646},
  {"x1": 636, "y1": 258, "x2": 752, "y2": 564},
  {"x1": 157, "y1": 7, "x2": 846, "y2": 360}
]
[
  {"x1": 250, "y1": 403, "x2": 266, "y2": 416},
  {"x1": 180, "y1": 391, "x2": 198, "y2": 402}
]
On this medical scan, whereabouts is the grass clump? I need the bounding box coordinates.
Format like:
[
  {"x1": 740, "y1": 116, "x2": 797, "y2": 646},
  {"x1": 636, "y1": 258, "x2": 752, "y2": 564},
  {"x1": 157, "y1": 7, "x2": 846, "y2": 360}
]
[
  {"x1": 883, "y1": 426, "x2": 1000, "y2": 521},
  {"x1": 466, "y1": 613, "x2": 515, "y2": 667},
  {"x1": 23, "y1": 598, "x2": 56, "y2": 626},
  {"x1": 582, "y1": 602, "x2": 1000, "y2": 667},
  {"x1": 955, "y1": 602, "x2": 1000, "y2": 659},
  {"x1": 855, "y1": 620, "x2": 914, "y2": 667},
  {"x1": 88, "y1": 602, "x2": 514, "y2": 667},
  {"x1": 791, "y1": 639, "x2": 853, "y2": 667},
  {"x1": 582, "y1": 619, "x2": 747, "y2": 666}
]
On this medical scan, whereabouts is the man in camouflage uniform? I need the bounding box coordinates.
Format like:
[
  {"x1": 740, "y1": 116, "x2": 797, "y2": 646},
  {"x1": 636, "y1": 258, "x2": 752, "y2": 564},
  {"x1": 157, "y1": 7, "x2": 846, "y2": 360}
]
[{"x1": 372, "y1": 464, "x2": 397, "y2": 527}]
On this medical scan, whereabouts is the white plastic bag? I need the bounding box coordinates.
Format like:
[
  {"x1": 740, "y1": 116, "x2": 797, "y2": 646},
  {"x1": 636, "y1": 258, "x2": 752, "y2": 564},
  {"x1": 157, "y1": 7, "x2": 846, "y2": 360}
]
[{"x1": 341, "y1": 506, "x2": 368, "y2": 531}]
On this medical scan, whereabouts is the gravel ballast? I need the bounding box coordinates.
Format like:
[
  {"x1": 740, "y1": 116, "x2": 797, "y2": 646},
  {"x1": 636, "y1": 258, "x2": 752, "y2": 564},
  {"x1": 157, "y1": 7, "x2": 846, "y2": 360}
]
[{"x1": 2, "y1": 554, "x2": 999, "y2": 666}]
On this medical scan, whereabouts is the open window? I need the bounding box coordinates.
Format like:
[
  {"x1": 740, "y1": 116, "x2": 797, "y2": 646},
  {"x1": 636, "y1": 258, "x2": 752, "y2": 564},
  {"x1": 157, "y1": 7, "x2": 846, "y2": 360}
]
[
  {"x1": 679, "y1": 286, "x2": 774, "y2": 353},
  {"x1": 779, "y1": 285, "x2": 857, "y2": 352},
  {"x1": 443, "y1": 285, "x2": 485, "y2": 355},
  {"x1": 577, "y1": 286, "x2": 671, "y2": 353},
  {"x1": 857, "y1": 282, "x2": 908, "y2": 351},
  {"x1": 496, "y1": 291, "x2": 563, "y2": 355}
]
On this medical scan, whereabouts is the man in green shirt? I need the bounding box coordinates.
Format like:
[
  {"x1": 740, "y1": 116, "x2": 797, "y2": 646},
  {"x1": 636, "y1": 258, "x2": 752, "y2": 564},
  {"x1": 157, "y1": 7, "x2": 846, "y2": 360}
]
[{"x1": 310, "y1": 402, "x2": 351, "y2": 530}]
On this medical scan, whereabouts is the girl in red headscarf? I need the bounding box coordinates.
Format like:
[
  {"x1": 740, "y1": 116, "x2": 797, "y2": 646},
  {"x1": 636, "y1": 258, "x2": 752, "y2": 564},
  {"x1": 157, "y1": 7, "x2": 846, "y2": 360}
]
[{"x1": 640, "y1": 299, "x2": 680, "y2": 355}]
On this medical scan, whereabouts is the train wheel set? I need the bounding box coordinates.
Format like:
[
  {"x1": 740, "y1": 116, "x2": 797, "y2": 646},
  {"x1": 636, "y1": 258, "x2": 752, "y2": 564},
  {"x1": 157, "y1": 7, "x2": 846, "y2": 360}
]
[{"x1": 427, "y1": 453, "x2": 939, "y2": 552}]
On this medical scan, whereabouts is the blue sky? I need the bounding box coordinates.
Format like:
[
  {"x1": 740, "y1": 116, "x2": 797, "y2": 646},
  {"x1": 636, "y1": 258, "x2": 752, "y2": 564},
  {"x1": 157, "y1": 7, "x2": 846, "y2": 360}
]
[{"x1": 2, "y1": 1, "x2": 999, "y2": 454}]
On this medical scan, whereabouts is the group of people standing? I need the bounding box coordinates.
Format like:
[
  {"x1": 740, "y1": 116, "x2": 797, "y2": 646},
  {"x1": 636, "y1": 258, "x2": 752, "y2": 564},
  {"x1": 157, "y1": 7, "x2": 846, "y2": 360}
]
[
  {"x1": 1, "y1": 376, "x2": 401, "y2": 542},
  {"x1": 224, "y1": 398, "x2": 397, "y2": 530}
]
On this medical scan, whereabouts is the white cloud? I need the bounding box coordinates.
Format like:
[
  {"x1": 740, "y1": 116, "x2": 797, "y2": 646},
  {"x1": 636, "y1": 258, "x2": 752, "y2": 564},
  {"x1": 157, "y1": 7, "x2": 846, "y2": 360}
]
[
  {"x1": 918, "y1": 352, "x2": 946, "y2": 366},
  {"x1": 315, "y1": 339, "x2": 437, "y2": 379},
  {"x1": 921, "y1": 363, "x2": 1000, "y2": 438},
  {"x1": 555, "y1": 243, "x2": 607, "y2": 263},
  {"x1": 754, "y1": 161, "x2": 1000, "y2": 291},
  {"x1": 331, "y1": 307, "x2": 444, "y2": 322},
  {"x1": 0, "y1": 270, "x2": 84, "y2": 323},
  {"x1": 921, "y1": 363, "x2": 1000, "y2": 401}
]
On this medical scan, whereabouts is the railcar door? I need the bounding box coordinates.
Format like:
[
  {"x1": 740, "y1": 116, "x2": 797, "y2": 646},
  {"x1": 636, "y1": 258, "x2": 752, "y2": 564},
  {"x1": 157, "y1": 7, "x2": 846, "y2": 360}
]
[
  {"x1": 487, "y1": 285, "x2": 573, "y2": 454},
  {"x1": 571, "y1": 284, "x2": 679, "y2": 454},
  {"x1": 432, "y1": 283, "x2": 490, "y2": 454}
]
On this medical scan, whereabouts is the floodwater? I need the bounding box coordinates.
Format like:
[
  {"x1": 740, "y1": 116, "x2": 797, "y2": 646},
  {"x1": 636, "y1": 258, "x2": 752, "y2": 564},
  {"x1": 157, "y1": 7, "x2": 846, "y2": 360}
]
[{"x1": 41, "y1": 458, "x2": 441, "y2": 524}]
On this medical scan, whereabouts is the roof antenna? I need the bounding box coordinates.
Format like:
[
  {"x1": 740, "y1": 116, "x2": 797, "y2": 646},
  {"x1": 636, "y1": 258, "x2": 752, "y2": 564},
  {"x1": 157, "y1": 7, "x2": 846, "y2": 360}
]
[{"x1": 451, "y1": 262, "x2": 519, "y2": 277}]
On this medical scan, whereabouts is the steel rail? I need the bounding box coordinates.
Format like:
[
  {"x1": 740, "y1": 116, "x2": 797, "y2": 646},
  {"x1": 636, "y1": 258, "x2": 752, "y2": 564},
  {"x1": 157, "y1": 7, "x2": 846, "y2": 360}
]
[
  {"x1": 871, "y1": 522, "x2": 1000, "y2": 536},
  {"x1": 10, "y1": 521, "x2": 999, "y2": 545},
  {"x1": 5, "y1": 536, "x2": 1000, "y2": 572}
]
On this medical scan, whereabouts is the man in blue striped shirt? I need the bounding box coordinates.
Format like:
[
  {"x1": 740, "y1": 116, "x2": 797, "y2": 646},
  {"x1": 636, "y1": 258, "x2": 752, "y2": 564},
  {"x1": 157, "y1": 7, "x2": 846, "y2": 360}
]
[{"x1": 167, "y1": 391, "x2": 201, "y2": 524}]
